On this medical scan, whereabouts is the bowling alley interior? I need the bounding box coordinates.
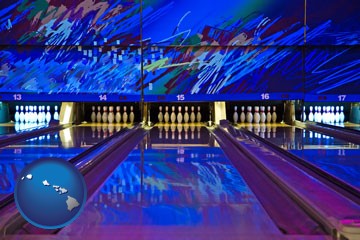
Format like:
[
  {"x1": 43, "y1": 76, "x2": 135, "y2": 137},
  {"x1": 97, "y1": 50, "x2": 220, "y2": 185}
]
[{"x1": 1, "y1": 1, "x2": 360, "y2": 240}]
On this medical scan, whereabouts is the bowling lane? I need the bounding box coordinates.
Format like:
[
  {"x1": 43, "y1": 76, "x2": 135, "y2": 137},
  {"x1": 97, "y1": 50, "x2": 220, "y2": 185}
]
[
  {"x1": 60, "y1": 126, "x2": 282, "y2": 239},
  {"x1": 237, "y1": 123, "x2": 360, "y2": 190},
  {"x1": 0, "y1": 123, "x2": 124, "y2": 201}
]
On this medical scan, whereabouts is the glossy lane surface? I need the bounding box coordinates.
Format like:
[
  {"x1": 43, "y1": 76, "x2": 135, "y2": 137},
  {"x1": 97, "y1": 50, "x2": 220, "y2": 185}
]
[
  {"x1": 237, "y1": 123, "x2": 360, "y2": 190},
  {"x1": 60, "y1": 126, "x2": 282, "y2": 239}
]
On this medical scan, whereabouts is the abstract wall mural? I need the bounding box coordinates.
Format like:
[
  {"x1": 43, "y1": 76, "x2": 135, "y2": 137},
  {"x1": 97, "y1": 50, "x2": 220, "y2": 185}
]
[
  {"x1": 306, "y1": 0, "x2": 360, "y2": 45},
  {"x1": 0, "y1": 45, "x2": 141, "y2": 94},
  {"x1": 143, "y1": 46, "x2": 304, "y2": 95},
  {"x1": 305, "y1": 46, "x2": 360, "y2": 95},
  {"x1": 0, "y1": 0, "x2": 141, "y2": 46},
  {"x1": 0, "y1": 0, "x2": 359, "y2": 100},
  {"x1": 142, "y1": 0, "x2": 305, "y2": 46}
]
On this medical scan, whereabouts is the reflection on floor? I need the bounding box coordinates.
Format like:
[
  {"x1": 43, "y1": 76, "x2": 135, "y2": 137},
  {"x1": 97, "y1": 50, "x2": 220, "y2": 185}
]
[
  {"x1": 0, "y1": 122, "x2": 47, "y2": 136},
  {"x1": 235, "y1": 123, "x2": 360, "y2": 193},
  {"x1": 59, "y1": 127, "x2": 283, "y2": 239},
  {"x1": 235, "y1": 123, "x2": 359, "y2": 151}
]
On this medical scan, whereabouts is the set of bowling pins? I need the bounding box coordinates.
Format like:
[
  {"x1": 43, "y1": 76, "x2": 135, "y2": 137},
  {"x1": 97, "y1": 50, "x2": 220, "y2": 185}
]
[
  {"x1": 91, "y1": 105, "x2": 135, "y2": 124},
  {"x1": 158, "y1": 124, "x2": 202, "y2": 140},
  {"x1": 14, "y1": 105, "x2": 59, "y2": 124},
  {"x1": 233, "y1": 106, "x2": 277, "y2": 124},
  {"x1": 158, "y1": 106, "x2": 202, "y2": 124},
  {"x1": 303, "y1": 106, "x2": 345, "y2": 123}
]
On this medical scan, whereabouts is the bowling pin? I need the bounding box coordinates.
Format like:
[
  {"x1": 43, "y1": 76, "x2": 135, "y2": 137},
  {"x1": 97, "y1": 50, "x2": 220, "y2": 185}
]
[
  {"x1": 38, "y1": 106, "x2": 43, "y2": 123},
  {"x1": 33, "y1": 106, "x2": 39, "y2": 123},
  {"x1": 240, "y1": 106, "x2": 246, "y2": 123},
  {"x1": 326, "y1": 106, "x2": 331, "y2": 123},
  {"x1": 184, "y1": 106, "x2": 190, "y2": 123},
  {"x1": 91, "y1": 106, "x2": 96, "y2": 122},
  {"x1": 129, "y1": 106, "x2": 135, "y2": 124},
  {"x1": 260, "y1": 106, "x2": 266, "y2": 123},
  {"x1": 323, "y1": 106, "x2": 328, "y2": 123},
  {"x1": 102, "y1": 106, "x2": 108, "y2": 123},
  {"x1": 266, "y1": 106, "x2": 272, "y2": 123},
  {"x1": 246, "y1": 106, "x2": 253, "y2": 123},
  {"x1": 309, "y1": 106, "x2": 314, "y2": 121},
  {"x1": 54, "y1": 106, "x2": 59, "y2": 120},
  {"x1": 19, "y1": 106, "x2": 25, "y2": 123},
  {"x1": 272, "y1": 106, "x2": 277, "y2": 123},
  {"x1": 321, "y1": 106, "x2": 326, "y2": 123},
  {"x1": 158, "y1": 106, "x2": 163, "y2": 123},
  {"x1": 190, "y1": 106, "x2": 196, "y2": 123},
  {"x1": 123, "y1": 106, "x2": 128, "y2": 123},
  {"x1": 170, "y1": 106, "x2": 176, "y2": 123},
  {"x1": 330, "y1": 106, "x2": 335, "y2": 123},
  {"x1": 40, "y1": 106, "x2": 44, "y2": 123},
  {"x1": 46, "y1": 106, "x2": 51, "y2": 123},
  {"x1": 177, "y1": 106, "x2": 183, "y2": 124},
  {"x1": 334, "y1": 106, "x2": 340, "y2": 123},
  {"x1": 318, "y1": 106, "x2": 323, "y2": 122},
  {"x1": 25, "y1": 106, "x2": 29, "y2": 123},
  {"x1": 314, "y1": 106, "x2": 318, "y2": 122},
  {"x1": 339, "y1": 106, "x2": 345, "y2": 123},
  {"x1": 14, "y1": 105, "x2": 20, "y2": 122},
  {"x1": 32, "y1": 106, "x2": 37, "y2": 123},
  {"x1": 164, "y1": 106, "x2": 170, "y2": 123},
  {"x1": 196, "y1": 106, "x2": 202, "y2": 123},
  {"x1": 302, "y1": 106, "x2": 306, "y2": 122},
  {"x1": 233, "y1": 106, "x2": 238, "y2": 124},
  {"x1": 115, "y1": 106, "x2": 121, "y2": 123},
  {"x1": 108, "y1": 106, "x2": 115, "y2": 123},
  {"x1": 37, "y1": 106, "x2": 42, "y2": 123},
  {"x1": 96, "y1": 106, "x2": 102, "y2": 122},
  {"x1": 42, "y1": 106, "x2": 46, "y2": 123},
  {"x1": 29, "y1": 106, "x2": 34, "y2": 123},
  {"x1": 253, "y1": 106, "x2": 260, "y2": 123}
]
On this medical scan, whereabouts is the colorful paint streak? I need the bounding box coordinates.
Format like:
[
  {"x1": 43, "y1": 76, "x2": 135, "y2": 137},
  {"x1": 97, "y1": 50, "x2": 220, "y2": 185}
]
[
  {"x1": 0, "y1": 0, "x2": 141, "y2": 46},
  {"x1": 142, "y1": 0, "x2": 304, "y2": 46},
  {"x1": 305, "y1": 47, "x2": 360, "y2": 94},
  {"x1": 306, "y1": 0, "x2": 360, "y2": 45},
  {"x1": 0, "y1": 46, "x2": 141, "y2": 94},
  {"x1": 143, "y1": 46, "x2": 304, "y2": 95}
]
